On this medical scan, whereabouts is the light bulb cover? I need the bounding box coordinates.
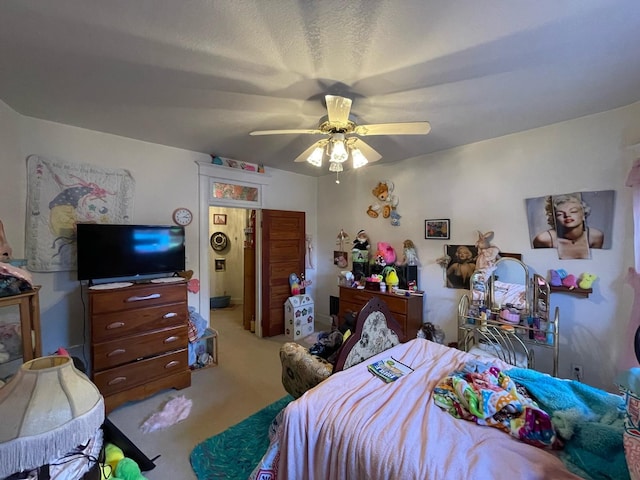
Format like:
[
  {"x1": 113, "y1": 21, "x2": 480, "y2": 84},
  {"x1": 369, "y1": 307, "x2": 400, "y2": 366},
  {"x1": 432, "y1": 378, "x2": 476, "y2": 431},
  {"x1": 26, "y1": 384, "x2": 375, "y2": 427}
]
[
  {"x1": 306, "y1": 146, "x2": 324, "y2": 167},
  {"x1": 351, "y1": 148, "x2": 369, "y2": 169},
  {"x1": 330, "y1": 133, "x2": 348, "y2": 163}
]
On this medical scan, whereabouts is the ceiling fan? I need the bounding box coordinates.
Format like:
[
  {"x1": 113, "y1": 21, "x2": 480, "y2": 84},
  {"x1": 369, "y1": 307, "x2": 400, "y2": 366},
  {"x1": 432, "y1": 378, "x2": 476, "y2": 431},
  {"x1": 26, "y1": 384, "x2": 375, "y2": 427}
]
[{"x1": 250, "y1": 95, "x2": 431, "y2": 182}]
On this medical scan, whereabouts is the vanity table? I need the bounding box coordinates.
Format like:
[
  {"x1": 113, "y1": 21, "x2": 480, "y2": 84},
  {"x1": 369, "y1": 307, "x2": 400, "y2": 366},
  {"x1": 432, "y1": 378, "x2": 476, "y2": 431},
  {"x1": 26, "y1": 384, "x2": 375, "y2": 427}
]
[{"x1": 457, "y1": 258, "x2": 560, "y2": 376}]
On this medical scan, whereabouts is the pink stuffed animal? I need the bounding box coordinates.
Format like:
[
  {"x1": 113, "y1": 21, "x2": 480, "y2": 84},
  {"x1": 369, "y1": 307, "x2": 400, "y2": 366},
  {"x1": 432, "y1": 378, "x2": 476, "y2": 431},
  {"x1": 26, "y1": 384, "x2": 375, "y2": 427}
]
[
  {"x1": 475, "y1": 231, "x2": 500, "y2": 270},
  {"x1": 562, "y1": 274, "x2": 578, "y2": 290},
  {"x1": 376, "y1": 242, "x2": 396, "y2": 265}
]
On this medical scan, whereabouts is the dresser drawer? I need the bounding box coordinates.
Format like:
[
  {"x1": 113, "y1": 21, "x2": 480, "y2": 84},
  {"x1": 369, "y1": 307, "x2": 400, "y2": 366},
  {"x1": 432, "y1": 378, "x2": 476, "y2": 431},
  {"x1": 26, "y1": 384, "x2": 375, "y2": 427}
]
[
  {"x1": 93, "y1": 349, "x2": 188, "y2": 397},
  {"x1": 91, "y1": 303, "x2": 187, "y2": 342},
  {"x1": 90, "y1": 282, "x2": 187, "y2": 314},
  {"x1": 339, "y1": 300, "x2": 407, "y2": 332},
  {"x1": 339, "y1": 287, "x2": 409, "y2": 315},
  {"x1": 93, "y1": 325, "x2": 188, "y2": 370}
]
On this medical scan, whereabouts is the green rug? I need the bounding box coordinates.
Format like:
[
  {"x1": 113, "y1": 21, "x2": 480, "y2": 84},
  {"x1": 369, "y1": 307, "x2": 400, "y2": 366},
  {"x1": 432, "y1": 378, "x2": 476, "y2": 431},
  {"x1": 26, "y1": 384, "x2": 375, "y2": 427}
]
[{"x1": 190, "y1": 396, "x2": 293, "y2": 480}]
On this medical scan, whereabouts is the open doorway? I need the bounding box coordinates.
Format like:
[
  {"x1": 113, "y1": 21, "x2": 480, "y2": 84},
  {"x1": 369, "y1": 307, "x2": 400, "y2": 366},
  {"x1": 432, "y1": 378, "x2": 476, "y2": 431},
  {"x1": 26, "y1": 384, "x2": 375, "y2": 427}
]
[{"x1": 207, "y1": 206, "x2": 256, "y2": 331}]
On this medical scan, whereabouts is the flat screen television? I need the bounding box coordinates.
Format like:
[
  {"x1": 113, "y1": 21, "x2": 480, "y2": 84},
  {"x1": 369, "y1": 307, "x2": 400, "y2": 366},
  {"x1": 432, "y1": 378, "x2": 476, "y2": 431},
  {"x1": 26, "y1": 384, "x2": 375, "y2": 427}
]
[{"x1": 76, "y1": 223, "x2": 186, "y2": 282}]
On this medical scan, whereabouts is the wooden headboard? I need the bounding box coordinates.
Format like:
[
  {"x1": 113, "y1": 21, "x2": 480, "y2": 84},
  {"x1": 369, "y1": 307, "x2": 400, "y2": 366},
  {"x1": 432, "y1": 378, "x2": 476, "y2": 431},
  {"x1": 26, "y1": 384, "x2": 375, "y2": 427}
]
[{"x1": 333, "y1": 296, "x2": 406, "y2": 372}]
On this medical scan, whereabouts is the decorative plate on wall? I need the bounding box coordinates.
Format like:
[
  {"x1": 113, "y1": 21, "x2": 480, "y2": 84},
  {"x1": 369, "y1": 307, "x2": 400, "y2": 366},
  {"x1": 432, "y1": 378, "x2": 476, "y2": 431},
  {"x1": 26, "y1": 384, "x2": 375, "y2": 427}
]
[{"x1": 210, "y1": 232, "x2": 228, "y2": 251}]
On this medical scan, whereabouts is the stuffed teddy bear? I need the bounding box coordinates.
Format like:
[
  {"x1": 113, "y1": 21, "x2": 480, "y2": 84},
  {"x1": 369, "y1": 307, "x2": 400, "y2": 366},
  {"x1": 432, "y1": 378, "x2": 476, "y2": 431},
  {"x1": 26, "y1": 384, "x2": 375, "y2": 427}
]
[
  {"x1": 578, "y1": 272, "x2": 597, "y2": 289},
  {"x1": 475, "y1": 231, "x2": 500, "y2": 271},
  {"x1": 367, "y1": 181, "x2": 399, "y2": 225}
]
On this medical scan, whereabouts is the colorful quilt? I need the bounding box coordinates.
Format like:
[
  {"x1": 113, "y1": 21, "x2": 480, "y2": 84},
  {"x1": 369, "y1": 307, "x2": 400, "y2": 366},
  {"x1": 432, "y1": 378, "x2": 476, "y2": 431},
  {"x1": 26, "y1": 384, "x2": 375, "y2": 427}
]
[
  {"x1": 434, "y1": 360, "x2": 556, "y2": 448},
  {"x1": 25, "y1": 155, "x2": 135, "y2": 272}
]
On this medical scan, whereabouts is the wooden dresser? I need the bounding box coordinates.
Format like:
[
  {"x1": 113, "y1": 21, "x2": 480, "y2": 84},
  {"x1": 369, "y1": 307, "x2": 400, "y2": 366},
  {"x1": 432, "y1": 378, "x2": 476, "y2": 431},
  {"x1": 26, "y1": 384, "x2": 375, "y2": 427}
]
[
  {"x1": 89, "y1": 281, "x2": 191, "y2": 413},
  {"x1": 338, "y1": 286, "x2": 424, "y2": 341}
]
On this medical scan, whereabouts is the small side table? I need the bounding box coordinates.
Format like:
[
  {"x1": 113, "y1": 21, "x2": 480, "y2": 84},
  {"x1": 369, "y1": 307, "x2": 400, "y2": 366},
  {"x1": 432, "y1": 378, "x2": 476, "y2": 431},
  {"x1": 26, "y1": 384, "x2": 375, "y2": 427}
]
[{"x1": 0, "y1": 287, "x2": 41, "y2": 361}]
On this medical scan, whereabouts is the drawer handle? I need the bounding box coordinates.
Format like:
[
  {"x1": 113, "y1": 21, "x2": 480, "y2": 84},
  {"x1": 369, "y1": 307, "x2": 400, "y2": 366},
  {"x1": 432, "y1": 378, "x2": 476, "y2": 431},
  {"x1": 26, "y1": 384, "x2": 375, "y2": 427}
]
[
  {"x1": 163, "y1": 336, "x2": 179, "y2": 343},
  {"x1": 106, "y1": 321, "x2": 125, "y2": 330},
  {"x1": 165, "y1": 360, "x2": 180, "y2": 369},
  {"x1": 108, "y1": 376, "x2": 127, "y2": 385},
  {"x1": 163, "y1": 312, "x2": 178, "y2": 319},
  {"x1": 107, "y1": 348, "x2": 126, "y2": 357},
  {"x1": 126, "y1": 293, "x2": 161, "y2": 302}
]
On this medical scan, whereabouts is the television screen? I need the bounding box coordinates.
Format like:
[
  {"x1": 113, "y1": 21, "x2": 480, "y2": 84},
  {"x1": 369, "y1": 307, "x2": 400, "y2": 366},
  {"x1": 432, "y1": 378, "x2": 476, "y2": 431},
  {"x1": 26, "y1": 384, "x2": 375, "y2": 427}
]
[{"x1": 76, "y1": 223, "x2": 186, "y2": 281}]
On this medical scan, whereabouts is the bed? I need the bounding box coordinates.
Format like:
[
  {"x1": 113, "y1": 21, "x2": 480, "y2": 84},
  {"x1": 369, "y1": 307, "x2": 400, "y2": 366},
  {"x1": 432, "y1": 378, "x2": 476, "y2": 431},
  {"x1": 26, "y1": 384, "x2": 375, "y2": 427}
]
[{"x1": 252, "y1": 337, "x2": 628, "y2": 480}]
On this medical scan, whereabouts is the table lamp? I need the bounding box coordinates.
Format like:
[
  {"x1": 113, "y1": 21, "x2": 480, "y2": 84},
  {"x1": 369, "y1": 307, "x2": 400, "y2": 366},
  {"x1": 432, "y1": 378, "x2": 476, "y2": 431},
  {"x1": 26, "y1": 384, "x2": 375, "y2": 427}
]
[{"x1": 0, "y1": 355, "x2": 105, "y2": 478}]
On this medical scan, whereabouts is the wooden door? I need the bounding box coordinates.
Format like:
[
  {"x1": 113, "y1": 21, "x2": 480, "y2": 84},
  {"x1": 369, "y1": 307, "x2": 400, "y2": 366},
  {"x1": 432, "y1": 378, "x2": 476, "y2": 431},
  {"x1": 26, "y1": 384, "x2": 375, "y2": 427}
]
[
  {"x1": 242, "y1": 247, "x2": 255, "y2": 330},
  {"x1": 261, "y1": 209, "x2": 305, "y2": 337}
]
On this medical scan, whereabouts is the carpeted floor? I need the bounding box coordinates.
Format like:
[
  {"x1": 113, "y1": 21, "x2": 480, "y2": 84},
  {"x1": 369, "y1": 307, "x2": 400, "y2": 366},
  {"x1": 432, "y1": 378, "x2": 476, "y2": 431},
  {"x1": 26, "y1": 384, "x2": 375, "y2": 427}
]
[{"x1": 190, "y1": 395, "x2": 293, "y2": 480}]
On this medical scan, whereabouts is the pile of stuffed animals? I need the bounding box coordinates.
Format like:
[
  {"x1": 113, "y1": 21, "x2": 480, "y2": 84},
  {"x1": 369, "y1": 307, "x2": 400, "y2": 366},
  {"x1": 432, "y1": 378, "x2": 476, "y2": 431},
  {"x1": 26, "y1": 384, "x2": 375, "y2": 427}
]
[
  {"x1": 101, "y1": 443, "x2": 148, "y2": 480},
  {"x1": 550, "y1": 269, "x2": 597, "y2": 290}
]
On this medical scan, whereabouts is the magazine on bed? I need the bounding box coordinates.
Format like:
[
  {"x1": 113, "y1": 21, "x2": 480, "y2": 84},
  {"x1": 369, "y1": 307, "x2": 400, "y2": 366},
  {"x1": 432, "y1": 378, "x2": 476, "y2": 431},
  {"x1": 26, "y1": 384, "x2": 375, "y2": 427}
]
[{"x1": 367, "y1": 357, "x2": 413, "y2": 383}]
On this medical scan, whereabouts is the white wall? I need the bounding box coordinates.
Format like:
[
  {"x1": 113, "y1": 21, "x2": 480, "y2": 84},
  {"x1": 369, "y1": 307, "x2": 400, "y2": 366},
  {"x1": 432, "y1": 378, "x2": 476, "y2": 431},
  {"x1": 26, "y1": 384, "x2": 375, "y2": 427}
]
[{"x1": 316, "y1": 102, "x2": 640, "y2": 391}]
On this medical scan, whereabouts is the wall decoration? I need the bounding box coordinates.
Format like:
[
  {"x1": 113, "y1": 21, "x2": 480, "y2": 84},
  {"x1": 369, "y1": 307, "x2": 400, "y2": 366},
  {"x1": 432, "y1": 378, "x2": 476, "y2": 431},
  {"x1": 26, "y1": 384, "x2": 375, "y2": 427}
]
[
  {"x1": 366, "y1": 180, "x2": 401, "y2": 226},
  {"x1": 25, "y1": 155, "x2": 135, "y2": 272},
  {"x1": 212, "y1": 181, "x2": 259, "y2": 203},
  {"x1": 425, "y1": 219, "x2": 450, "y2": 239},
  {"x1": 210, "y1": 232, "x2": 229, "y2": 251},
  {"x1": 214, "y1": 258, "x2": 226, "y2": 272},
  {"x1": 213, "y1": 213, "x2": 227, "y2": 225},
  {"x1": 444, "y1": 244, "x2": 478, "y2": 289},
  {"x1": 526, "y1": 190, "x2": 615, "y2": 260},
  {"x1": 333, "y1": 251, "x2": 348, "y2": 268}
]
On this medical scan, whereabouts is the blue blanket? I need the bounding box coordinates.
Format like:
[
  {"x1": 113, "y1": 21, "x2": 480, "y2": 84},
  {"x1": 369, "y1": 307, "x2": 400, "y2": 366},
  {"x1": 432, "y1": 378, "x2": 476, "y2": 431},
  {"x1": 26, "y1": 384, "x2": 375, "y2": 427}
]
[{"x1": 508, "y1": 368, "x2": 628, "y2": 480}]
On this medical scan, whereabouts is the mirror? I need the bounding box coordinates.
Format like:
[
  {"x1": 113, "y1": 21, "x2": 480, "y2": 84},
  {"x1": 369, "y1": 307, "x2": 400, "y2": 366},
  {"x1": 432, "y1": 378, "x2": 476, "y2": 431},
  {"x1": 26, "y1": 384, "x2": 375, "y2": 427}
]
[
  {"x1": 532, "y1": 273, "x2": 550, "y2": 321},
  {"x1": 489, "y1": 257, "x2": 529, "y2": 312}
]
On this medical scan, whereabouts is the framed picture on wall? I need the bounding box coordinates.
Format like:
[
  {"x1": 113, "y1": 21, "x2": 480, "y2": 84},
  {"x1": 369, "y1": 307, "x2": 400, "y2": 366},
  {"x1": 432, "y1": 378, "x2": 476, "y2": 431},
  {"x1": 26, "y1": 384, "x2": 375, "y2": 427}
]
[
  {"x1": 425, "y1": 219, "x2": 450, "y2": 239},
  {"x1": 215, "y1": 258, "x2": 226, "y2": 271},
  {"x1": 213, "y1": 214, "x2": 227, "y2": 225}
]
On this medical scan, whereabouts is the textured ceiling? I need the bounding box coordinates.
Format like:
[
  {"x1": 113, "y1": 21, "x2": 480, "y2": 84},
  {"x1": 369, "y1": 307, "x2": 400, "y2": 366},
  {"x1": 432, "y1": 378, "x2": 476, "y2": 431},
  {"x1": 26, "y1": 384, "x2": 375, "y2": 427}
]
[{"x1": 1, "y1": 1, "x2": 639, "y2": 176}]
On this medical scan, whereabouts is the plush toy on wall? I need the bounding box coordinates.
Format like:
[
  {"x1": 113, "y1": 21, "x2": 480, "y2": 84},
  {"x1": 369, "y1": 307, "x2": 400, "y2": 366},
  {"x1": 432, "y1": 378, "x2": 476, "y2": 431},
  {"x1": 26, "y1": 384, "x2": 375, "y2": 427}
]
[
  {"x1": 366, "y1": 181, "x2": 400, "y2": 226},
  {"x1": 562, "y1": 274, "x2": 578, "y2": 290},
  {"x1": 475, "y1": 231, "x2": 500, "y2": 271},
  {"x1": 579, "y1": 272, "x2": 598, "y2": 289}
]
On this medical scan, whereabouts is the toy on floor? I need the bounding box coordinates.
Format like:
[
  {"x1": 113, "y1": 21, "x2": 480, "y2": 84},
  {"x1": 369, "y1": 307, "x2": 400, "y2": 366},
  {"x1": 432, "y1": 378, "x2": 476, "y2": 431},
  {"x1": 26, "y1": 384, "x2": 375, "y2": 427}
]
[
  {"x1": 101, "y1": 443, "x2": 148, "y2": 480},
  {"x1": 579, "y1": 272, "x2": 598, "y2": 289}
]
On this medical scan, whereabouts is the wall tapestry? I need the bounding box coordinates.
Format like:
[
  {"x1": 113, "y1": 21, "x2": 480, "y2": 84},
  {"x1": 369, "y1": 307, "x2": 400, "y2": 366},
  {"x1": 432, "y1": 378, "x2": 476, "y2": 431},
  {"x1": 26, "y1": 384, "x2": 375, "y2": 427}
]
[
  {"x1": 525, "y1": 190, "x2": 615, "y2": 260},
  {"x1": 26, "y1": 155, "x2": 135, "y2": 272}
]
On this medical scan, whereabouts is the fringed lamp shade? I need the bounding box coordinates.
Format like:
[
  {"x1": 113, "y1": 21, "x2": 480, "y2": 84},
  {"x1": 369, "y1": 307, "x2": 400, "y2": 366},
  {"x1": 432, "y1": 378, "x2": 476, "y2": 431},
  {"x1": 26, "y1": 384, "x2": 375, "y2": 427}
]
[{"x1": 0, "y1": 356, "x2": 105, "y2": 478}]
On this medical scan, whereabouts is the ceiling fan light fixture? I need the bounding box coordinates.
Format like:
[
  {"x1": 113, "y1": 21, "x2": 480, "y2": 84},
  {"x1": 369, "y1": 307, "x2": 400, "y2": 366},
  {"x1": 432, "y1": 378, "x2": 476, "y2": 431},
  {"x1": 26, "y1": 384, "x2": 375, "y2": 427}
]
[
  {"x1": 351, "y1": 148, "x2": 368, "y2": 169},
  {"x1": 306, "y1": 146, "x2": 324, "y2": 167},
  {"x1": 330, "y1": 133, "x2": 348, "y2": 163},
  {"x1": 328, "y1": 161, "x2": 343, "y2": 173}
]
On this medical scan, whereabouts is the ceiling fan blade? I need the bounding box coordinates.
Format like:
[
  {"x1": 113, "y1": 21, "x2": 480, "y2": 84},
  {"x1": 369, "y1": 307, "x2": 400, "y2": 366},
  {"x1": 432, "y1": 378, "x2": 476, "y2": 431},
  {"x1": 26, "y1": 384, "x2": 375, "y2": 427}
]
[
  {"x1": 325, "y1": 95, "x2": 352, "y2": 125},
  {"x1": 354, "y1": 121, "x2": 431, "y2": 136},
  {"x1": 250, "y1": 129, "x2": 323, "y2": 136},
  {"x1": 351, "y1": 138, "x2": 382, "y2": 163},
  {"x1": 294, "y1": 140, "x2": 326, "y2": 162}
]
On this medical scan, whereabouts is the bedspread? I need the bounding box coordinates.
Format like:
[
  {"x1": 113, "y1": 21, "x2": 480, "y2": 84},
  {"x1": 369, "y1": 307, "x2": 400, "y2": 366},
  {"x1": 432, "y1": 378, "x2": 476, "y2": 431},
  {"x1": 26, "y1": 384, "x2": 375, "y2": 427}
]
[{"x1": 259, "y1": 339, "x2": 580, "y2": 480}]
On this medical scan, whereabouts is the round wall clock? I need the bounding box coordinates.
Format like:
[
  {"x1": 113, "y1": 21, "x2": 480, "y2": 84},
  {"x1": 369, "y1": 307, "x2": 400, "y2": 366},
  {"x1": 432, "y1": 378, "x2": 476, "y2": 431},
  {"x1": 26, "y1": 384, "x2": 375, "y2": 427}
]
[{"x1": 172, "y1": 207, "x2": 193, "y2": 226}]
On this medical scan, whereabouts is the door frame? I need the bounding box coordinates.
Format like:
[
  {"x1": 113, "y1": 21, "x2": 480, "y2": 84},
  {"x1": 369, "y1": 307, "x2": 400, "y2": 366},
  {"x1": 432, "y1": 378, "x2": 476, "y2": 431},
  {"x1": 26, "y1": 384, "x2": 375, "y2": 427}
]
[{"x1": 197, "y1": 161, "x2": 271, "y2": 336}]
